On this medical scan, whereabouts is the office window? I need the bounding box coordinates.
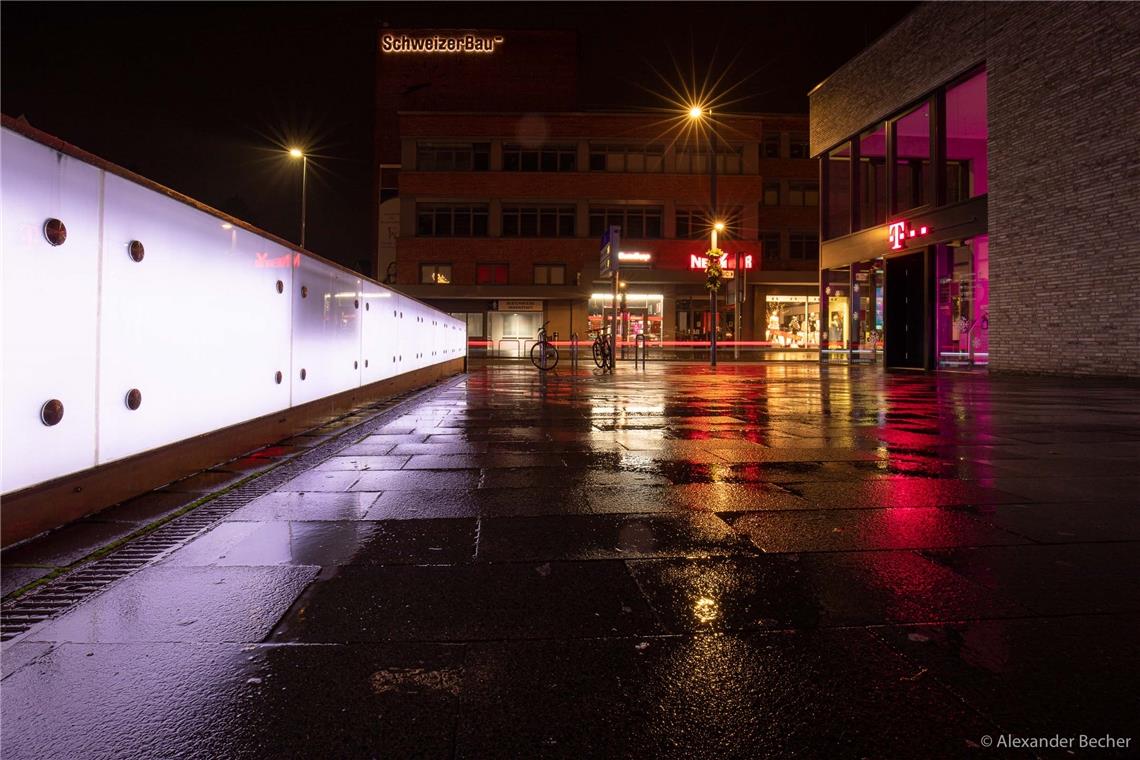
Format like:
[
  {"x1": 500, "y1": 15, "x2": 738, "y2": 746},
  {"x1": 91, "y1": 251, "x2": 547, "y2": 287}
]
[
  {"x1": 790, "y1": 134, "x2": 811, "y2": 159},
  {"x1": 675, "y1": 208, "x2": 707, "y2": 240},
  {"x1": 379, "y1": 167, "x2": 399, "y2": 202},
  {"x1": 534, "y1": 264, "x2": 566, "y2": 285},
  {"x1": 762, "y1": 181, "x2": 781, "y2": 206},
  {"x1": 503, "y1": 144, "x2": 577, "y2": 172},
  {"x1": 476, "y1": 263, "x2": 509, "y2": 285},
  {"x1": 789, "y1": 232, "x2": 819, "y2": 260},
  {"x1": 676, "y1": 144, "x2": 744, "y2": 174},
  {"x1": 788, "y1": 181, "x2": 819, "y2": 207},
  {"x1": 588, "y1": 143, "x2": 665, "y2": 173},
  {"x1": 416, "y1": 204, "x2": 489, "y2": 237},
  {"x1": 588, "y1": 206, "x2": 663, "y2": 239},
  {"x1": 416, "y1": 143, "x2": 489, "y2": 171},
  {"x1": 419, "y1": 263, "x2": 452, "y2": 284},
  {"x1": 762, "y1": 133, "x2": 781, "y2": 158},
  {"x1": 760, "y1": 231, "x2": 781, "y2": 262},
  {"x1": 501, "y1": 205, "x2": 576, "y2": 237}
]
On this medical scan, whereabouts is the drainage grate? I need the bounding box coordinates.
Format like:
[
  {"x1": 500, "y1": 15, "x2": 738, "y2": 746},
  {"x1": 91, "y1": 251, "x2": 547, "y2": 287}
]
[{"x1": 0, "y1": 374, "x2": 464, "y2": 642}]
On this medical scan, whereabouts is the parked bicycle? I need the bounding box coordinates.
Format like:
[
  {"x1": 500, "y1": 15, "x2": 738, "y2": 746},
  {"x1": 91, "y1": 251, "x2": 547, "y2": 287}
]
[
  {"x1": 530, "y1": 321, "x2": 559, "y2": 371},
  {"x1": 590, "y1": 329, "x2": 613, "y2": 370}
]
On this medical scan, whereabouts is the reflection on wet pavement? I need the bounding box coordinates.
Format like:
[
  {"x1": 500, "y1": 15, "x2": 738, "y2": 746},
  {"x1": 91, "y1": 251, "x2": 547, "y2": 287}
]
[{"x1": 4, "y1": 362, "x2": 1139, "y2": 757}]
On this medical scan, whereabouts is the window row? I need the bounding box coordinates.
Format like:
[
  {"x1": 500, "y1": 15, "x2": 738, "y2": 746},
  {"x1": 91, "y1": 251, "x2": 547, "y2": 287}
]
[
  {"x1": 416, "y1": 202, "x2": 820, "y2": 239},
  {"x1": 761, "y1": 133, "x2": 811, "y2": 160},
  {"x1": 420, "y1": 263, "x2": 567, "y2": 285},
  {"x1": 414, "y1": 140, "x2": 808, "y2": 173},
  {"x1": 760, "y1": 231, "x2": 820, "y2": 262},
  {"x1": 824, "y1": 68, "x2": 987, "y2": 239}
]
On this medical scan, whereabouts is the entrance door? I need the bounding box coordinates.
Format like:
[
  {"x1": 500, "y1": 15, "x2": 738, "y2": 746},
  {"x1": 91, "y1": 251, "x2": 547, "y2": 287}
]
[{"x1": 885, "y1": 252, "x2": 927, "y2": 368}]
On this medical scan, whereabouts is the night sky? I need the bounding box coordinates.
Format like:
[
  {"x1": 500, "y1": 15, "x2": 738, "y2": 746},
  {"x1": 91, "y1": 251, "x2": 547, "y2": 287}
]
[{"x1": 2, "y1": 2, "x2": 914, "y2": 273}]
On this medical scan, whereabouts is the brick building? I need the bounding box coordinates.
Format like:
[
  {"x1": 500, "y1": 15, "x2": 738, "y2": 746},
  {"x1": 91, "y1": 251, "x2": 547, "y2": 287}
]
[
  {"x1": 810, "y1": 2, "x2": 1139, "y2": 375},
  {"x1": 375, "y1": 29, "x2": 819, "y2": 354}
]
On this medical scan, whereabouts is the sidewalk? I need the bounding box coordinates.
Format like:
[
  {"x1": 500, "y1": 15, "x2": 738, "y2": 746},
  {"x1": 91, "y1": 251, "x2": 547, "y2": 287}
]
[{"x1": 3, "y1": 363, "x2": 1139, "y2": 758}]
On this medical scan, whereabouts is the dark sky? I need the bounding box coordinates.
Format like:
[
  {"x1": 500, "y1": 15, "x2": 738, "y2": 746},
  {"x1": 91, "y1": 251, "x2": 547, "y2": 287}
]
[{"x1": 2, "y1": 2, "x2": 914, "y2": 272}]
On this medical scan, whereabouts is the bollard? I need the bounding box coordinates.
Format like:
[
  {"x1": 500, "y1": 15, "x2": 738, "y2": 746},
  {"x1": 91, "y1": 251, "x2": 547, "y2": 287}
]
[
  {"x1": 634, "y1": 334, "x2": 648, "y2": 367},
  {"x1": 570, "y1": 332, "x2": 579, "y2": 368}
]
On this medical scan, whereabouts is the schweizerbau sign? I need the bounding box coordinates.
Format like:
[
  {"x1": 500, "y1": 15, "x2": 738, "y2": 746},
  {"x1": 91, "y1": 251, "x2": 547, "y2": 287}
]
[{"x1": 381, "y1": 32, "x2": 504, "y2": 54}]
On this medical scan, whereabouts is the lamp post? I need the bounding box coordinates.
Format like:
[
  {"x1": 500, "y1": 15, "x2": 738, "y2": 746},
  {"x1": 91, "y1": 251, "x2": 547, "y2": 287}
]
[
  {"x1": 689, "y1": 105, "x2": 720, "y2": 366},
  {"x1": 288, "y1": 147, "x2": 308, "y2": 249}
]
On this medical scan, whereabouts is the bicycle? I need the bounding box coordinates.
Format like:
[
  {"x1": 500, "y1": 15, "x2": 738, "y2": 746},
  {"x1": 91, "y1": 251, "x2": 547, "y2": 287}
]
[
  {"x1": 530, "y1": 320, "x2": 559, "y2": 371},
  {"x1": 590, "y1": 329, "x2": 613, "y2": 370}
]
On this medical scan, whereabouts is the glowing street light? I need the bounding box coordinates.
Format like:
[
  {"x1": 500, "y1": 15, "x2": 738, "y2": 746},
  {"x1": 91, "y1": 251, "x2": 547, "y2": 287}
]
[
  {"x1": 287, "y1": 147, "x2": 308, "y2": 248},
  {"x1": 688, "y1": 102, "x2": 722, "y2": 366}
]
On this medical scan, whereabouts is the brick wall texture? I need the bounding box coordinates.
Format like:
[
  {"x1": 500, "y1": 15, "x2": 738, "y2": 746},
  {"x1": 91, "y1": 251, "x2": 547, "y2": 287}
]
[{"x1": 811, "y1": 2, "x2": 1140, "y2": 377}]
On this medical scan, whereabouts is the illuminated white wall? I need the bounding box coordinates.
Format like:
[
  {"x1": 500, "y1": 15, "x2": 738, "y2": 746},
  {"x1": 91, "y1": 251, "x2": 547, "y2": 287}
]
[{"x1": 0, "y1": 127, "x2": 465, "y2": 495}]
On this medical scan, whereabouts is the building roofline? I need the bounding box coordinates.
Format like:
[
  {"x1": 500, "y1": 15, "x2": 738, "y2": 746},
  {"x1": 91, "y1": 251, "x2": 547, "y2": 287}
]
[{"x1": 807, "y1": 4, "x2": 920, "y2": 97}]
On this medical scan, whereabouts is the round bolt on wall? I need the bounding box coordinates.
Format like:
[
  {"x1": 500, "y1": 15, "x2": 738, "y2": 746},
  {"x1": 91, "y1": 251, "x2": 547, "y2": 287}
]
[
  {"x1": 40, "y1": 399, "x2": 64, "y2": 426},
  {"x1": 43, "y1": 218, "x2": 67, "y2": 246}
]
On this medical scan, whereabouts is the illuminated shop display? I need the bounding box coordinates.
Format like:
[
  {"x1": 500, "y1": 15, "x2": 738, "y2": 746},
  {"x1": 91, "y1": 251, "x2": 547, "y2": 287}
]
[
  {"x1": 1, "y1": 126, "x2": 466, "y2": 495},
  {"x1": 764, "y1": 295, "x2": 821, "y2": 348}
]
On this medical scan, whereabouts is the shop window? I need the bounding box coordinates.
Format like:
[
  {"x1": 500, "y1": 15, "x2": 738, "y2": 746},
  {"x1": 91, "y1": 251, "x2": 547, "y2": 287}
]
[
  {"x1": 588, "y1": 143, "x2": 665, "y2": 173},
  {"x1": 790, "y1": 134, "x2": 811, "y2": 159},
  {"x1": 789, "y1": 232, "x2": 819, "y2": 260},
  {"x1": 760, "y1": 231, "x2": 781, "y2": 262},
  {"x1": 419, "y1": 263, "x2": 452, "y2": 284},
  {"x1": 825, "y1": 142, "x2": 852, "y2": 239},
  {"x1": 946, "y1": 69, "x2": 988, "y2": 203},
  {"x1": 893, "y1": 101, "x2": 931, "y2": 214},
  {"x1": 416, "y1": 143, "x2": 489, "y2": 171},
  {"x1": 765, "y1": 295, "x2": 821, "y2": 348},
  {"x1": 762, "y1": 133, "x2": 781, "y2": 158},
  {"x1": 501, "y1": 205, "x2": 576, "y2": 237},
  {"x1": 788, "y1": 181, "x2": 819, "y2": 207},
  {"x1": 762, "y1": 181, "x2": 781, "y2": 206},
  {"x1": 416, "y1": 204, "x2": 489, "y2": 237},
  {"x1": 476, "y1": 263, "x2": 509, "y2": 285},
  {"x1": 588, "y1": 206, "x2": 663, "y2": 239},
  {"x1": 937, "y1": 236, "x2": 989, "y2": 366},
  {"x1": 503, "y1": 144, "x2": 577, "y2": 172},
  {"x1": 859, "y1": 124, "x2": 887, "y2": 229},
  {"x1": 534, "y1": 264, "x2": 566, "y2": 285}
]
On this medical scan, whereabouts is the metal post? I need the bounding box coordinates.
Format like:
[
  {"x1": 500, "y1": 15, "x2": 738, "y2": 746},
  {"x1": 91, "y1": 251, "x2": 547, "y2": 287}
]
[
  {"x1": 300, "y1": 156, "x2": 308, "y2": 249},
  {"x1": 734, "y1": 250, "x2": 741, "y2": 360},
  {"x1": 709, "y1": 128, "x2": 718, "y2": 367},
  {"x1": 611, "y1": 271, "x2": 619, "y2": 371}
]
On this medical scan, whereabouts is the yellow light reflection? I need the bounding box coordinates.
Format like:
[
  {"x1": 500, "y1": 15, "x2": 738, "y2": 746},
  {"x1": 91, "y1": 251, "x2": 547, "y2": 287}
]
[{"x1": 693, "y1": 596, "x2": 719, "y2": 623}]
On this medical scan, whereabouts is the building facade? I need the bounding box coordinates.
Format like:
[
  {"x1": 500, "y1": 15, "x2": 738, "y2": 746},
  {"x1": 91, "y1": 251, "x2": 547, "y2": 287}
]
[
  {"x1": 375, "y1": 29, "x2": 819, "y2": 355},
  {"x1": 810, "y1": 2, "x2": 1139, "y2": 376}
]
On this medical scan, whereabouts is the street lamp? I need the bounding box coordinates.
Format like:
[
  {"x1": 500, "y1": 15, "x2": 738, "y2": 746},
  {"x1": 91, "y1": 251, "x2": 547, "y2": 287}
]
[
  {"x1": 688, "y1": 104, "x2": 720, "y2": 366},
  {"x1": 288, "y1": 147, "x2": 308, "y2": 249}
]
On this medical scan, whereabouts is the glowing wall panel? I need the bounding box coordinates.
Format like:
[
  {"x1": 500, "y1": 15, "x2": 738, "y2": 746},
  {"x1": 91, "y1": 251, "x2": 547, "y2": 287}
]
[
  {"x1": 1, "y1": 125, "x2": 465, "y2": 497},
  {"x1": 97, "y1": 175, "x2": 294, "y2": 464},
  {"x1": 1, "y1": 131, "x2": 102, "y2": 493},
  {"x1": 290, "y1": 257, "x2": 362, "y2": 405}
]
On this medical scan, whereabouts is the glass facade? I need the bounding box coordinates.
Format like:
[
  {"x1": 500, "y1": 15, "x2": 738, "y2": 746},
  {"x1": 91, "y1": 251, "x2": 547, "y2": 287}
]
[
  {"x1": 826, "y1": 143, "x2": 851, "y2": 238},
  {"x1": 945, "y1": 70, "x2": 989, "y2": 203},
  {"x1": 893, "y1": 101, "x2": 931, "y2": 214},
  {"x1": 859, "y1": 124, "x2": 887, "y2": 229},
  {"x1": 937, "y1": 235, "x2": 989, "y2": 366}
]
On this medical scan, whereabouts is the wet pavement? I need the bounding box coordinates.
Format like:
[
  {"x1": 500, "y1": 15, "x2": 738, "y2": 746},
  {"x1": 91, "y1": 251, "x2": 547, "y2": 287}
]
[{"x1": 3, "y1": 362, "x2": 1140, "y2": 758}]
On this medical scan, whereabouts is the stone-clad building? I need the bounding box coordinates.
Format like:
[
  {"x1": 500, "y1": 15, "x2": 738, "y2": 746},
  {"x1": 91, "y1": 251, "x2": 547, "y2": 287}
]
[{"x1": 810, "y1": 2, "x2": 1139, "y2": 376}]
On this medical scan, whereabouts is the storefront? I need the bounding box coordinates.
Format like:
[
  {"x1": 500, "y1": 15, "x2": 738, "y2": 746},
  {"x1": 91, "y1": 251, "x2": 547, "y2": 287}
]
[{"x1": 818, "y1": 67, "x2": 989, "y2": 369}]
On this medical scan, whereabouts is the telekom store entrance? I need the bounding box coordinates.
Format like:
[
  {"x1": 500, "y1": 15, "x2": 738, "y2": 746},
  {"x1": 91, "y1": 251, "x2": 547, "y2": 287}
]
[{"x1": 819, "y1": 201, "x2": 989, "y2": 370}]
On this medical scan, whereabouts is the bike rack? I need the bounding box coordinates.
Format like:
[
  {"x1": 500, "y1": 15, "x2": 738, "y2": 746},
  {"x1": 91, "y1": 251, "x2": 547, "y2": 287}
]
[{"x1": 633, "y1": 334, "x2": 648, "y2": 367}]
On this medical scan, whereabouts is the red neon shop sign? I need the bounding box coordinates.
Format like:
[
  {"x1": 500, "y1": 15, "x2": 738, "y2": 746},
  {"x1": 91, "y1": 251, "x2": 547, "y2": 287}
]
[
  {"x1": 888, "y1": 220, "x2": 931, "y2": 250},
  {"x1": 689, "y1": 253, "x2": 754, "y2": 270}
]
